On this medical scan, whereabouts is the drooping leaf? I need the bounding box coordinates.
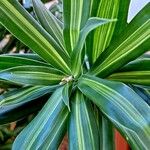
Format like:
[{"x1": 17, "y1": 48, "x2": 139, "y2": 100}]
[
  {"x1": 0, "y1": 0, "x2": 70, "y2": 73},
  {"x1": 78, "y1": 74, "x2": 150, "y2": 150},
  {"x1": 0, "y1": 86, "x2": 54, "y2": 125},
  {"x1": 71, "y1": 18, "x2": 115, "y2": 77},
  {"x1": 32, "y1": 0, "x2": 67, "y2": 55},
  {"x1": 12, "y1": 87, "x2": 69, "y2": 150},
  {"x1": 5, "y1": 54, "x2": 45, "y2": 62},
  {"x1": 69, "y1": 90, "x2": 99, "y2": 150},
  {"x1": 0, "y1": 55, "x2": 50, "y2": 71},
  {"x1": 0, "y1": 85, "x2": 58, "y2": 106},
  {"x1": 108, "y1": 58, "x2": 150, "y2": 85},
  {"x1": 0, "y1": 66, "x2": 65, "y2": 86},
  {"x1": 91, "y1": 3, "x2": 150, "y2": 77}
]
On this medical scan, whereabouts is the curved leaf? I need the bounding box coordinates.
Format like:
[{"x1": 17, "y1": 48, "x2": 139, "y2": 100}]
[
  {"x1": 69, "y1": 90, "x2": 99, "y2": 150},
  {"x1": 0, "y1": 66, "x2": 65, "y2": 86},
  {"x1": 0, "y1": 86, "x2": 54, "y2": 125},
  {"x1": 78, "y1": 74, "x2": 150, "y2": 150},
  {"x1": 0, "y1": 85, "x2": 58, "y2": 106},
  {"x1": 91, "y1": 3, "x2": 150, "y2": 77},
  {"x1": 12, "y1": 87, "x2": 69, "y2": 150},
  {"x1": 0, "y1": 0, "x2": 70, "y2": 73},
  {"x1": 108, "y1": 58, "x2": 150, "y2": 85},
  {"x1": 71, "y1": 18, "x2": 115, "y2": 77},
  {"x1": 5, "y1": 54, "x2": 46, "y2": 62},
  {"x1": 0, "y1": 55, "x2": 50, "y2": 71}
]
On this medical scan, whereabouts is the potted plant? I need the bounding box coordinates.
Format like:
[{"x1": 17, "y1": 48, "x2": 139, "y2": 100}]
[{"x1": 0, "y1": 0, "x2": 149, "y2": 149}]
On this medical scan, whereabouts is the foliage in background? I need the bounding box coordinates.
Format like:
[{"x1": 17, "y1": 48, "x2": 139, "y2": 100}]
[{"x1": 0, "y1": 0, "x2": 150, "y2": 150}]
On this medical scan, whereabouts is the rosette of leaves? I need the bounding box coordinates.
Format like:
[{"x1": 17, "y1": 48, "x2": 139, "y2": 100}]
[{"x1": 0, "y1": 0, "x2": 150, "y2": 150}]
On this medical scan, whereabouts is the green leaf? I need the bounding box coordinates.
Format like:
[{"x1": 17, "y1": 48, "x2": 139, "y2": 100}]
[
  {"x1": 92, "y1": 0, "x2": 120, "y2": 63},
  {"x1": 12, "y1": 87, "x2": 69, "y2": 150},
  {"x1": 62, "y1": 83, "x2": 71, "y2": 111},
  {"x1": 0, "y1": 85, "x2": 58, "y2": 106},
  {"x1": 0, "y1": 55, "x2": 50, "y2": 71},
  {"x1": 63, "y1": 0, "x2": 84, "y2": 53},
  {"x1": 91, "y1": 3, "x2": 150, "y2": 77},
  {"x1": 69, "y1": 90, "x2": 99, "y2": 150},
  {"x1": 0, "y1": 0, "x2": 70, "y2": 73},
  {"x1": 32, "y1": 0, "x2": 67, "y2": 55},
  {"x1": 5, "y1": 54, "x2": 46, "y2": 62},
  {"x1": 112, "y1": 0, "x2": 130, "y2": 39},
  {"x1": 71, "y1": 18, "x2": 115, "y2": 77},
  {"x1": 0, "y1": 66, "x2": 65, "y2": 86},
  {"x1": 99, "y1": 116, "x2": 115, "y2": 150},
  {"x1": 78, "y1": 74, "x2": 150, "y2": 150},
  {"x1": 108, "y1": 58, "x2": 150, "y2": 85},
  {"x1": 0, "y1": 86, "x2": 52, "y2": 125},
  {"x1": 132, "y1": 86, "x2": 150, "y2": 106},
  {"x1": 0, "y1": 79, "x2": 21, "y2": 88}
]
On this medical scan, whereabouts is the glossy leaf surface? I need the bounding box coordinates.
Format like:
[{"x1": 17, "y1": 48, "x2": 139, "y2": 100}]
[{"x1": 78, "y1": 75, "x2": 150, "y2": 150}]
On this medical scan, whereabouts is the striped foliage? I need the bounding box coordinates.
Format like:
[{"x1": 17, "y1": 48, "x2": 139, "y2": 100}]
[
  {"x1": 99, "y1": 116, "x2": 115, "y2": 150},
  {"x1": 12, "y1": 87, "x2": 69, "y2": 150},
  {"x1": 0, "y1": 54, "x2": 50, "y2": 71},
  {"x1": 92, "y1": 0, "x2": 120, "y2": 63},
  {"x1": 78, "y1": 75, "x2": 150, "y2": 150},
  {"x1": 91, "y1": 4, "x2": 150, "y2": 77},
  {"x1": 108, "y1": 58, "x2": 150, "y2": 85},
  {"x1": 0, "y1": 66, "x2": 65, "y2": 86},
  {"x1": 69, "y1": 91, "x2": 99, "y2": 150},
  {"x1": 71, "y1": 18, "x2": 115, "y2": 77},
  {"x1": 32, "y1": 0, "x2": 66, "y2": 55},
  {"x1": 0, "y1": 0, "x2": 70, "y2": 73},
  {"x1": 0, "y1": 86, "x2": 55, "y2": 124},
  {"x1": 0, "y1": 0, "x2": 149, "y2": 149},
  {"x1": 63, "y1": 0, "x2": 84, "y2": 53}
]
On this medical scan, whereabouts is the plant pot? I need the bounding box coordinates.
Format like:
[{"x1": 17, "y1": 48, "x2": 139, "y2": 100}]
[
  {"x1": 115, "y1": 130, "x2": 130, "y2": 150},
  {"x1": 59, "y1": 131, "x2": 130, "y2": 150}
]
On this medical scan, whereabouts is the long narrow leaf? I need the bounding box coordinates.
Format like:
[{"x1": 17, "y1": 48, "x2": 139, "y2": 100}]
[
  {"x1": 108, "y1": 58, "x2": 150, "y2": 85},
  {"x1": 69, "y1": 90, "x2": 99, "y2": 150},
  {"x1": 32, "y1": 0, "x2": 67, "y2": 55},
  {"x1": 92, "y1": 0, "x2": 120, "y2": 63},
  {"x1": 100, "y1": 116, "x2": 115, "y2": 150},
  {"x1": 71, "y1": 18, "x2": 115, "y2": 77},
  {"x1": 0, "y1": 66, "x2": 65, "y2": 86},
  {"x1": 0, "y1": 86, "x2": 54, "y2": 125},
  {"x1": 78, "y1": 75, "x2": 150, "y2": 150},
  {"x1": 112, "y1": 0, "x2": 130, "y2": 40},
  {"x1": 63, "y1": 0, "x2": 84, "y2": 53},
  {"x1": 0, "y1": 55, "x2": 50, "y2": 71},
  {"x1": 12, "y1": 87, "x2": 69, "y2": 150},
  {"x1": 0, "y1": 0, "x2": 70, "y2": 73},
  {"x1": 0, "y1": 86, "x2": 57, "y2": 106},
  {"x1": 62, "y1": 83, "x2": 71, "y2": 111},
  {"x1": 91, "y1": 4, "x2": 150, "y2": 77}
]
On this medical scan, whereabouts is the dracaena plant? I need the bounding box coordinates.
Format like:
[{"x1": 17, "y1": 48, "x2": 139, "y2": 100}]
[{"x1": 0, "y1": 0, "x2": 150, "y2": 149}]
